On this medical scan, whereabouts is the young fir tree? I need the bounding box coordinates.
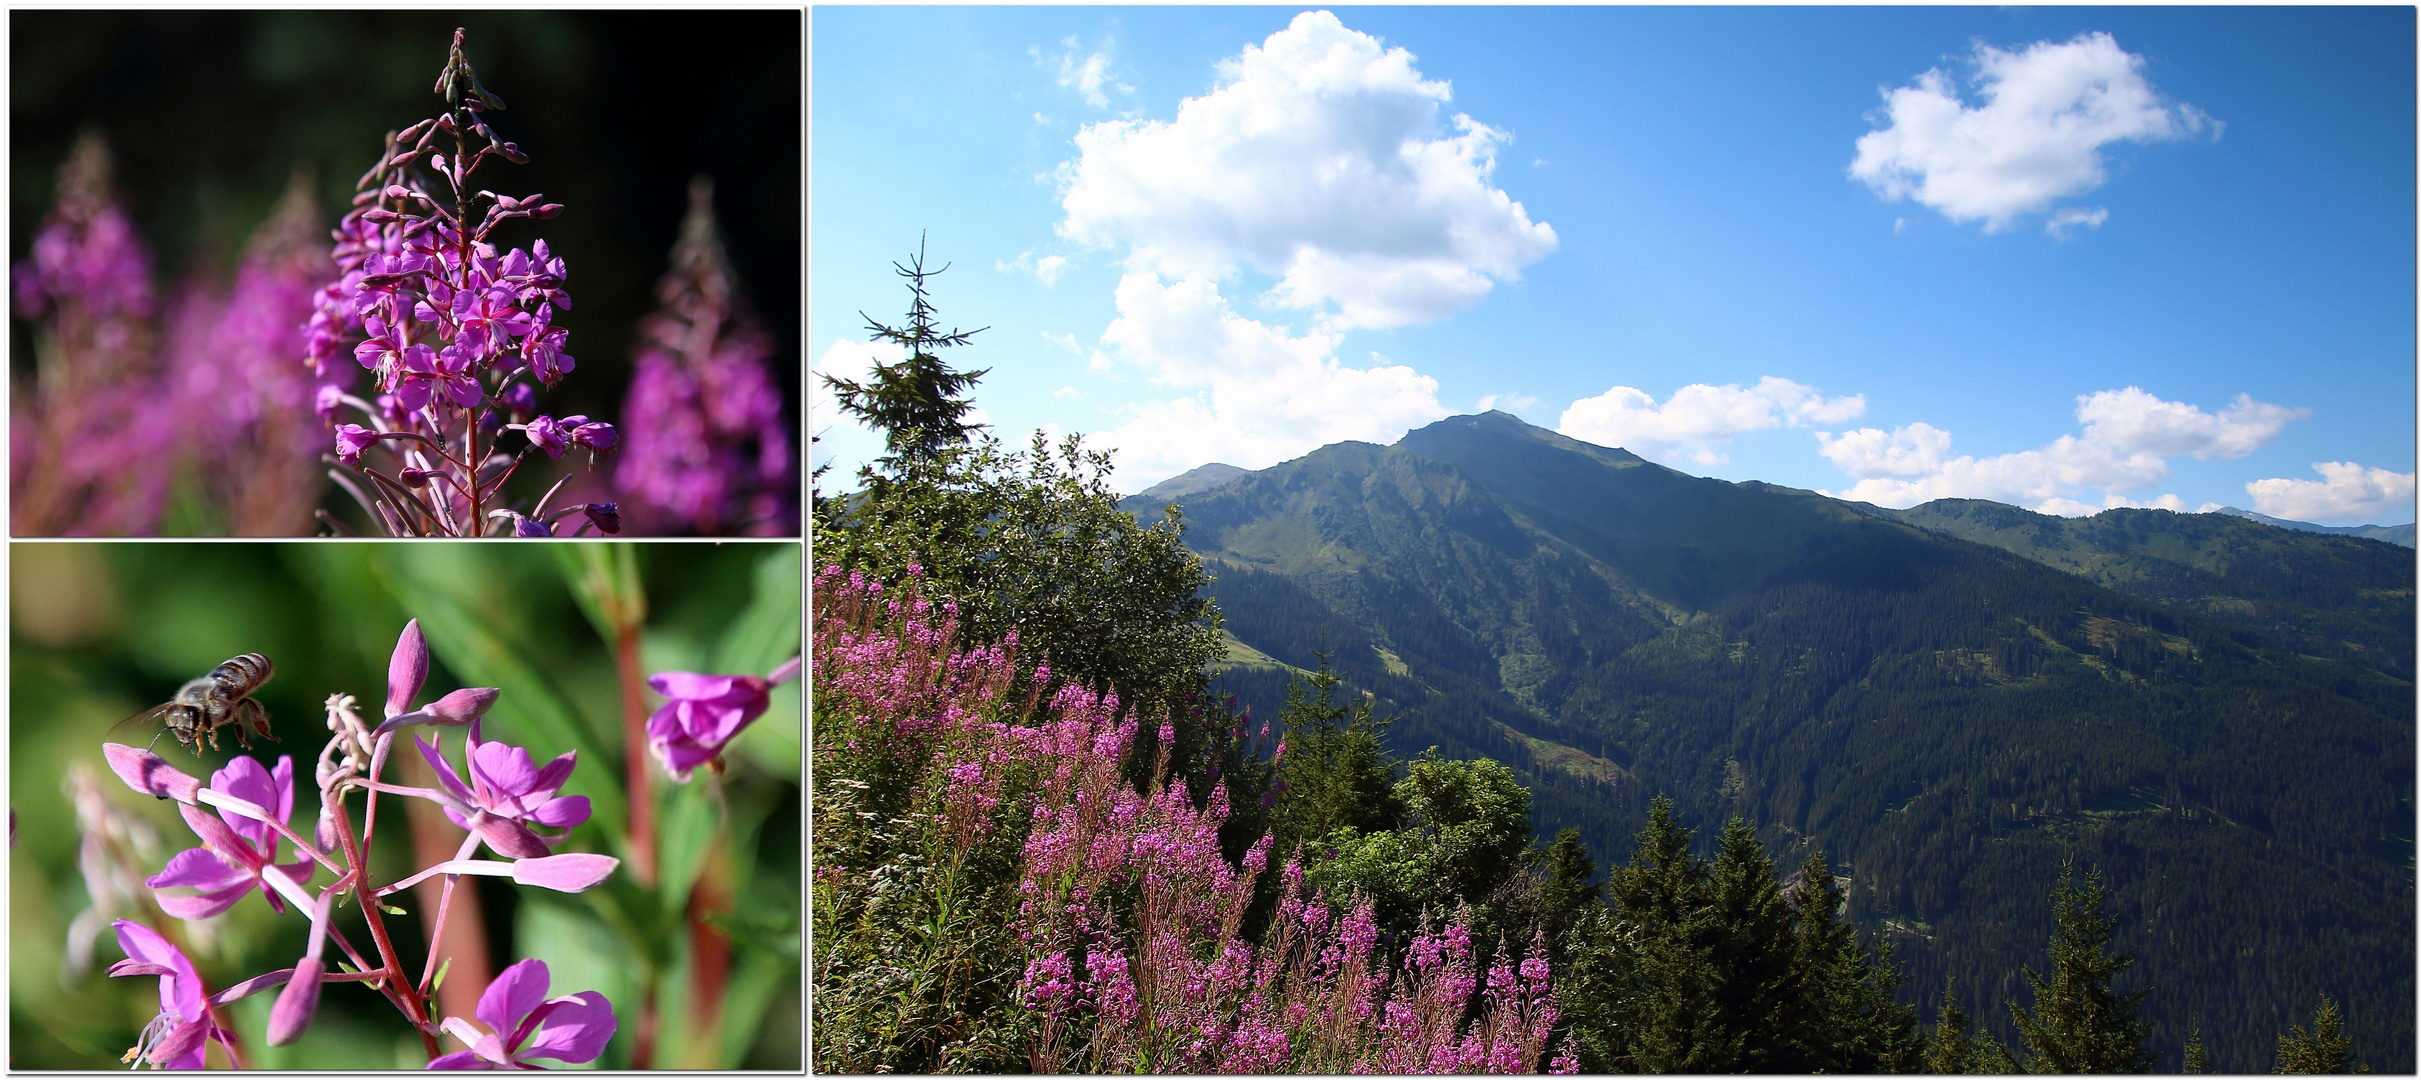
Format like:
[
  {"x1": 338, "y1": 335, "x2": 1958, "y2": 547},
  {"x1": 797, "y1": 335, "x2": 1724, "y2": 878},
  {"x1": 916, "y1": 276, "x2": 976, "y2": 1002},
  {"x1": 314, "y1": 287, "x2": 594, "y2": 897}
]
[
  {"x1": 1780, "y1": 850, "x2": 1922, "y2": 1073},
  {"x1": 1270, "y1": 651, "x2": 1402, "y2": 855},
  {"x1": 2007, "y1": 861, "x2": 2157, "y2": 1073},
  {"x1": 2275, "y1": 995, "x2": 2368, "y2": 1074},
  {"x1": 821, "y1": 235, "x2": 988, "y2": 481},
  {"x1": 1925, "y1": 978, "x2": 2015, "y2": 1074},
  {"x1": 1703, "y1": 818, "x2": 1799, "y2": 1071},
  {"x1": 2182, "y1": 1018, "x2": 2208, "y2": 1074}
]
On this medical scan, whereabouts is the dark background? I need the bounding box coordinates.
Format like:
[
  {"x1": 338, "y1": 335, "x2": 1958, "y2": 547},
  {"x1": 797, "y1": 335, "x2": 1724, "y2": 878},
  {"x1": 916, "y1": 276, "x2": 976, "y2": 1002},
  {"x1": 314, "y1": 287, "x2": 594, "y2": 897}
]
[{"x1": 11, "y1": 8, "x2": 801, "y2": 438}]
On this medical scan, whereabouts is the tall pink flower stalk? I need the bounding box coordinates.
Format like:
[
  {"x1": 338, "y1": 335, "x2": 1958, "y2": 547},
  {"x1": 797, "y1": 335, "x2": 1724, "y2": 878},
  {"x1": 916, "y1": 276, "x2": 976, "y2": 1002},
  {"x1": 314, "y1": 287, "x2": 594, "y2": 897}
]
[
  {"x1": 160, "y1": 170, "x2": 353, "y2": 535},
  {"x1": 306, "y1": 29, "x2": 616, "y2": 537},
  {"x1": 614, "y1": 176, "x2": 796, "y2": 536},
  {"x1": 11, "y1": 131, "x2": 174, "y2": 535},
  {"x1": 813, "y1": 564, "x2": 1575, "y2": 1074}
]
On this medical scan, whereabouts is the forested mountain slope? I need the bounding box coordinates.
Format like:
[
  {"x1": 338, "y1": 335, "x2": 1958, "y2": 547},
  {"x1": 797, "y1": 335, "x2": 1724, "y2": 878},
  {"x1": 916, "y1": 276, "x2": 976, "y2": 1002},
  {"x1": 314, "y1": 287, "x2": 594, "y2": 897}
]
[{"x1": 1125, "y1": 411, "x2": 2415, "y2": 1073}]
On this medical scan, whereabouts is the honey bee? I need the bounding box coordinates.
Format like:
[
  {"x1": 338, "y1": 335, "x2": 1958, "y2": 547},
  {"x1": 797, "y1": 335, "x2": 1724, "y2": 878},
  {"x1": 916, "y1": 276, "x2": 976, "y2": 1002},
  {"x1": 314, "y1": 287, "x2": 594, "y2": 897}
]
[{"x1": 112, "y1": 654, "x2": 279, "y2": 755}]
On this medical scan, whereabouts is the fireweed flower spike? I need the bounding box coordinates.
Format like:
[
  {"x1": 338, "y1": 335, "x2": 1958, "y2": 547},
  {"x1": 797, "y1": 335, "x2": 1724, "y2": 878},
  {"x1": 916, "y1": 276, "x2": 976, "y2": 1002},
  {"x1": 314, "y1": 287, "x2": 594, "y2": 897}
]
[
  {"x1": 309, "y1": 28, "x2": 613, "y2": 537},
  {"x1": 429, "y1": 958, "x2": 617, "y2": 1069},
  {"x1": 146, "y1": 755, "x2": 317, "y2": 919},
  {"x1": 614, "y1": 175, "x2": 798, "y2": 535},
  {"x1": 645, "y1": 654, "x2": 804, "y2": 780}
]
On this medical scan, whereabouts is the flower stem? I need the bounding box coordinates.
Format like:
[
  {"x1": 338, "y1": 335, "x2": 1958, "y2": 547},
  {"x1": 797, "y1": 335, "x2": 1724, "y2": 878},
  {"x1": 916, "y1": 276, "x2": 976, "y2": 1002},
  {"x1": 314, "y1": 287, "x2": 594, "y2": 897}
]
[
  {"x1": 618, "y1": 625, "x2": 658, "y2": 887},
  {"x1": 327, "y1": 791, "x2": 441, "y2": 1060}
]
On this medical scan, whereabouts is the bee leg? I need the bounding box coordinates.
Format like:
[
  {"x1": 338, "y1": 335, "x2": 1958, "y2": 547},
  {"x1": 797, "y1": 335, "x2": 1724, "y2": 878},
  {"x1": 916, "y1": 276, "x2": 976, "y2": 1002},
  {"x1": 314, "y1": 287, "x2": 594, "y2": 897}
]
[{"x1": 238, "y1": 699, "x2": 278, "y2": 744}]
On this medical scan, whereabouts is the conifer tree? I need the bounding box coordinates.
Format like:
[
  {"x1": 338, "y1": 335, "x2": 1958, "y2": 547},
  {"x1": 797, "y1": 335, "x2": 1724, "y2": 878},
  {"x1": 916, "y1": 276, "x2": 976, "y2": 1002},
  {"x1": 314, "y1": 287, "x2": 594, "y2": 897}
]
[
  {"x1": 1926, "y1": 980, "x2": 1976, "y2": 1075},
  {"x1": 1782, "y1": 850, "x2": 1921, "y2": 1072},
  {"x1": 2008, "y1": 861, "x2": 2157, "y2": 1073},
  {"x1": 1536, "y1": 826, "x2": 1600, "y2": 946},
  {"x1": 2275, "y1": 996, "x2": 2368, "y2": 1074},
  {"x1": 2183, "y1": 1019, "x2": 2208, "y2": 1074},
  {"x1": 1271, "y1": 650, "x2": 1402, "y2": 853},
  {"x1": 1705, "y1": 818, "x2": 1798, "y2": 1070},
  {"x1": 822, "y1": 235, "x2": 988, "y2": 480}
]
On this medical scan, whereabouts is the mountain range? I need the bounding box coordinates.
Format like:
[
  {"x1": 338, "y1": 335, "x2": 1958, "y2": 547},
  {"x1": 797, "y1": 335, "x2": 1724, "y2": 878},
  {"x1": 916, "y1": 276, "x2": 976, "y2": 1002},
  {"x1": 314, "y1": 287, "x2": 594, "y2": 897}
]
[{"x1": 1121, "y1": 410, "x2": 2414, "y2": 1073}]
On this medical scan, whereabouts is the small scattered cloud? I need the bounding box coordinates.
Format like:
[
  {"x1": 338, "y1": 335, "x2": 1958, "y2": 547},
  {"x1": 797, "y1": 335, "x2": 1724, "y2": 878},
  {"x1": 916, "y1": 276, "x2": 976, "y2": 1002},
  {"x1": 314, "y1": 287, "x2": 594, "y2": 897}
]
[
  {"x1": 1850, "y1": 32, "x2": 2214, "y2": 233},
  {"x1": 1035, "y1": 35, "x2": 1132, "y2": 110},
  {"x1": 1821, "y1": 387, "x2": 2304, "y2": 515},
  {"x1": 997, "y1": 250, "x2": 1071, "y2": 287},
  {"x1": 1476, "y1": 392, "x2": 1540, "y2": 414},
  {"x1": 1056, "y1": 10, "x2": 1556, "y2": 331},
  {"x1": 1087, "y1": 272, "x2": 1451, "y2": 489},
  {"x1": 2044, "y1": 206, "x2": 2109, "y2": 239},
  {"x1": 1560, "y1": 377, "x2": 1865, "y2": 467},
  {"x1": 1053, "y1": 385, "x2": 1085, "y2": 399},
  {"x1": 2246, "y1": 462, "x2": 2416, "y2": 523}
]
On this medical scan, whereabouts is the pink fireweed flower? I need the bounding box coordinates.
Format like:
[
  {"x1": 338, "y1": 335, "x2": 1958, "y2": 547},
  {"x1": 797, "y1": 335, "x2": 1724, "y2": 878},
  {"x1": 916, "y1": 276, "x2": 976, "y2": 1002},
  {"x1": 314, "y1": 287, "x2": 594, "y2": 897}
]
[
  {"x1": 107, "y1": 920, "x2": 236, "y2": 1069},
  {"x1": 415, "y1": 719, "x2": 590, "y2": 859},
  {"x1": 335, "y1": 423, "x2": 380, "y2": 464},
  {"x1": 645, "y1": 654, "x2": 803, "y2": 780},
  {"x1": 145, "y1": 755, "x2": 315, "y2": 920},
  {"x1": 430, "y1": 958, "x2": 617, "y2": 1069}
]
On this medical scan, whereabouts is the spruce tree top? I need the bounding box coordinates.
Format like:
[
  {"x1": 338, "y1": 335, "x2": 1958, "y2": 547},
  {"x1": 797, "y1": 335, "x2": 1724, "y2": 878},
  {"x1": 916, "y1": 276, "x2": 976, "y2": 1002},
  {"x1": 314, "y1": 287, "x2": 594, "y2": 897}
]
[{"x1": 825, "y1": 235, "x2": 989, "y2": 475}]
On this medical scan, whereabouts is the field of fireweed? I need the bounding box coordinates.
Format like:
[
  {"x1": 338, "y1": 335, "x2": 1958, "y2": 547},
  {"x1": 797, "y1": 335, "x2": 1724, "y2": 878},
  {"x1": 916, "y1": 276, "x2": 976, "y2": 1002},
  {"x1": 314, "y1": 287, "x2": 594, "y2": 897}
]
[
  {"x1": 9, "y1": 15, "x2": 800, "y2": 537},
  {"x1": 810, "y1": 565, "x2": 1574, "y2": 1073},
  {"x1": 9, "y1": 542, "x2": 802, "y2": 1068}
]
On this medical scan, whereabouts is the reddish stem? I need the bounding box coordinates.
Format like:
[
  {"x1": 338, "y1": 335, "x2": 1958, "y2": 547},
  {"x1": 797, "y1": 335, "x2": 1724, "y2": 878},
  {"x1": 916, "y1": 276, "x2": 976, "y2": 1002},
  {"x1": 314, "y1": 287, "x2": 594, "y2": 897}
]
[{"x1": 618, "y1": 626, "x2": 658, "y2": 887}]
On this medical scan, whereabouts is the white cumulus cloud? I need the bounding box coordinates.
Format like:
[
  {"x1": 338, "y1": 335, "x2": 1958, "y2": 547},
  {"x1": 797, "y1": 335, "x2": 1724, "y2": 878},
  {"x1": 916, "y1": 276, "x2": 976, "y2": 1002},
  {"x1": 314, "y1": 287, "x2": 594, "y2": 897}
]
[
  {"x1": 1850, "y1": 32, "x2": 2213, "y2": 233},
  {"x1": 809, "y1": 337, "x2": 898, "y2": 440},
  {"x1": 1056, "y1": 9, "x2": 1556, "y2": 330},
  {"x1": 1087, "y1": 272, "x2": 1451, "y2": 488},
  {"x1": 1560, "y1": 377, "x2": 1866, "y2": 467},
  {"x1": 1822, "y1": 387, "x2": 2303, "y2": 515},
  {"x1": 2246, "y1": 462, "x2": 2416, "y2": 524}
]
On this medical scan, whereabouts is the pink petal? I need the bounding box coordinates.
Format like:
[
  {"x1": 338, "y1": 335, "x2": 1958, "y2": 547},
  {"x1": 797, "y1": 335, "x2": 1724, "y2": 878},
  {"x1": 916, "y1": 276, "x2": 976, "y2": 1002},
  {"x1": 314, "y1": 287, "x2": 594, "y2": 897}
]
[
  {"x1": 154, "y1": 882, "x2": 253, "y2": 921},
  {"x1": 524, "y1": 751, "x2": 577, "y2": 804},
  {"x1": 105, "y1": 744, "x2": 202, "y2": 803},
  {"x1": 426, "y1": 687, "x2": 500, "y2": 726},
  {"x1": 647, "y1": 671, "x2": 738, "y2": 701},
  {"x1": 416, "y1": 734, "x2": 477, "y2": 805},
  {"x1": 517, "y1": 991, "x2": 617, "y2": 1063},
  {"x1": 508, "y1": 853, "x2": 618, "y2": 893},
  {"x1": 426, "y1": 1050, "x2": 493, "y2": 1070},
  {"x1": 269, "y1": 755, "x2": 296, "y2": 828},
  {"x1": 389, "y1": 620, "x2": 430, "y2": 718},
  {"x1": 476, "y1": 958, "x2": 553, "y2": 1040},
  {"x1": 470, "y1": 812, "x2": 552, "y2": 859},
  {"x1": 148, "y1": 1017, "x2": 209, "y2": 1067},
  {"x1": 470, "y1": 740, "x2": 539, "y2": 798},
  {"x1": 529, "y1": 795, "x2": 589, "y2": 830},
  {"x1": 109, "y1": 959, "x2": 181, "y2": 979},
  {"x1": 177, "y1": 805, "x2": 261, "y2": 870},
  {"x1": 147, "y1": 847, "x2": 248, "y2": 891},
  {"x1": 266, "y1": 957, "x2": 323, "y2": 1045}
]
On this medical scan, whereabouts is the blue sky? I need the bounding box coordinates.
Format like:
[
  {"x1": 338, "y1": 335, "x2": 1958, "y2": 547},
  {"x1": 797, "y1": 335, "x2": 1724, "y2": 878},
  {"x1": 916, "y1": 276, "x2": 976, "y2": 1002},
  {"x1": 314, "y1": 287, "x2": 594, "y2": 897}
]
[{"x1": 812, "y1": 6, "x2": 2415, "y2": 525}]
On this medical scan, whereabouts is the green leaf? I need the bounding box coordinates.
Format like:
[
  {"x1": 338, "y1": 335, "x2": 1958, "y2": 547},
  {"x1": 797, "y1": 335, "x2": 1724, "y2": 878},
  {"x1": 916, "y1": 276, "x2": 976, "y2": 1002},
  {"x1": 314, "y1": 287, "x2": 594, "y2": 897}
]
[
  {"x1": 709, "y1": 546, "x2": 803, "y2": 677},
  {"x1": 552, "y1": 544, "x2": 646, "y2": 644},
  {"x1": 719, "y1": 950, "x2": 801, "y2": 1068},
  {"x1": 657, "y1": 776, "x2": 719, "y2": 909}
]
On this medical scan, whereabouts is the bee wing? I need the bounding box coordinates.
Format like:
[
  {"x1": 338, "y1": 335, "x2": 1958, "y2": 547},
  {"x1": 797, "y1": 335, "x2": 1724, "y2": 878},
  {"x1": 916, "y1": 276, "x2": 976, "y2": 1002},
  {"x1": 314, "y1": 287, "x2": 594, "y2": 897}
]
[{"x1": 106, "y1": 703, "x2": 175, "y2": 738}]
